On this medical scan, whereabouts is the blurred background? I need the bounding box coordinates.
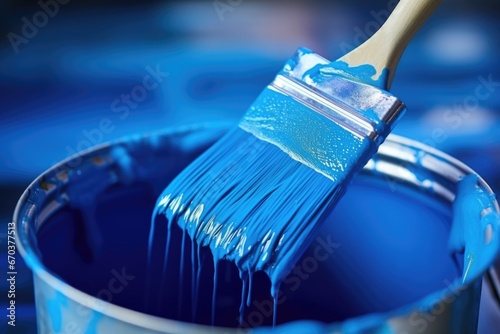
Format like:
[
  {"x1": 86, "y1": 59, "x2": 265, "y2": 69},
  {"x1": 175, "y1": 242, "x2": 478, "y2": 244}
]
[{"x1": 1, "y1": 0, "x2": 499, "y2": 332}]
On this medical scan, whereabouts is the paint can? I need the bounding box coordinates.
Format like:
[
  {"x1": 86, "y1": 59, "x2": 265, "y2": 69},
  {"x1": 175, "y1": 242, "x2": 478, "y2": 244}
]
[{"x1": 14, "y1": 124, "x2": 500, "y2": 333}]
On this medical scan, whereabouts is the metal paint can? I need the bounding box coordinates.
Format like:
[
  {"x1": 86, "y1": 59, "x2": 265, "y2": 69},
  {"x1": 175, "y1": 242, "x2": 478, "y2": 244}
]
[{"x1": 14, "y1": 124, "x2": 500, "y2": 333}]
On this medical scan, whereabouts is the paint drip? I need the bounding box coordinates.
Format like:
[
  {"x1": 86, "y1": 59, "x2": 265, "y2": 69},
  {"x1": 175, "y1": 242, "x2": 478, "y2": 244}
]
[
  {"x1": 147, "y1": 54, "x2": 402, "y2": 327},
  {"x1": 146, "y1": 127, "x2": 500, "y2": 329},
  {"x1": 30, "y1": 127, "x2": 499, "y2": 332},
  {"x1": 147, "y1": 86, "x2": 382, "y2": 326}
]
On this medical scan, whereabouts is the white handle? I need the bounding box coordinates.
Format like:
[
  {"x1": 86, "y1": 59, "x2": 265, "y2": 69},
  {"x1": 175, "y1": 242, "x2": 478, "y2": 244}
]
[{"x1": 339, "y1": 0, "x2": 442, "y2": 89}]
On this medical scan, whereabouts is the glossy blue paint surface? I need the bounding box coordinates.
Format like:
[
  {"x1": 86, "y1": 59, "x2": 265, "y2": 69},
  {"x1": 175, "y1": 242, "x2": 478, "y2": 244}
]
[
  {"x1": 26, "y1": 130, "x2": 496, "y2": 333},
  {"x1": 37, "y1": 161, "x2": 460, "y2": 328},
  {"x1": 20, "y1": 126, "x2": 497, "y2": 332}
]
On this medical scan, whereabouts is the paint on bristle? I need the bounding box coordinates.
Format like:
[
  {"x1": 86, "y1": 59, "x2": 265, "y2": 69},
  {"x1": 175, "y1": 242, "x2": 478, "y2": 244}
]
[{"x1": 148, "y1": 47, "x2": 406, "y2": 326}]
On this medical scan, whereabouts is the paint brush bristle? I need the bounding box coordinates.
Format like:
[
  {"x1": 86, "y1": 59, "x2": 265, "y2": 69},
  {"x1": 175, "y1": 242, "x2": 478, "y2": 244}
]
[
  {"x1": 151, "y1": 48, "x2": 406, "y2": 297},
  {"x1": 148, "y1": 0, "x2": 444, "y2": 324}
]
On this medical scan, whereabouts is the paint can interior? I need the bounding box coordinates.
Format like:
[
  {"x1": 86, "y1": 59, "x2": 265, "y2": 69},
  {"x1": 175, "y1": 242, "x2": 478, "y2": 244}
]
[{"x1": 14, "y1": 124, "x2": 500, "y2": 333}]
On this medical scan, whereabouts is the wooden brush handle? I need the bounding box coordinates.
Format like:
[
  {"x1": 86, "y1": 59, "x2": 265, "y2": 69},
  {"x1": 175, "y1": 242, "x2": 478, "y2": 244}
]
[{"x1": 339, "y1": 0, "x2": 442, "y2": 89}]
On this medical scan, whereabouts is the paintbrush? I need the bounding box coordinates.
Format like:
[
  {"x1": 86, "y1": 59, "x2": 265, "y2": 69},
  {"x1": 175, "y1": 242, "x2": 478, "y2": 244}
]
[{"x1": 150, "y1": 0, "x2": 441, "y2": 321}]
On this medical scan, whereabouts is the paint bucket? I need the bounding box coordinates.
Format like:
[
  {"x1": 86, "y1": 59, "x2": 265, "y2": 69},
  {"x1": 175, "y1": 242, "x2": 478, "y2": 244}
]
[{"x1": 14, "y1": 124, "x2": 500, "y2": 333}]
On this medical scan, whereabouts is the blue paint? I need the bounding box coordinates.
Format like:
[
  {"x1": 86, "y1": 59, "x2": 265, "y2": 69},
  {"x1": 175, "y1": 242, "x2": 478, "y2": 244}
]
[
  {"x1": 316, "y1": 61, "x2": 389, "y2": 90},
  {"x1": 211, "y1": 260, "x2": 218, "y2": 325},
  {"x1": 279, "y1": 48, "x2": 405, "y2": 143},
  {"x1": 178, "y1": 228, "x2": 187, "y2": 317},
  {"x1": 142, "y1": 168, "x2": 463, "y2": 328},
  {"x1": 150, "y1": 48, "x2": 402, "y2": 327},
  {"x1": 46, "y1": 291, "x2": 66, "y2": 332},
  {"x1": 151, "y1": 126, "x2": 375, "y2": 323},
  {"x1": 191, "y1": 238, "x2": 198, "y2": 321},
  {"x1": 448, "y1": 174, "x2": 499, "y2": 283},
  {"x1": 239, "y1": 89, "x2": 371, "y2": 182},
  {"x1": 25, "y1": 127, "x2": 500, "y2": 332}
]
